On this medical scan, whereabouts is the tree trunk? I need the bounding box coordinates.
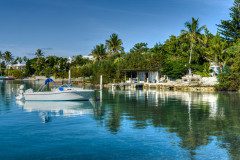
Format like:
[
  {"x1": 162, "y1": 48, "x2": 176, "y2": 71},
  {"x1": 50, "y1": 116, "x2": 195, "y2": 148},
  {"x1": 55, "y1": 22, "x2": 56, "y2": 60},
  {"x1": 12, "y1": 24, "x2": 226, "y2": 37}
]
[{"x1": 189, "y1": 41, "x2": 193, "y2": 75}]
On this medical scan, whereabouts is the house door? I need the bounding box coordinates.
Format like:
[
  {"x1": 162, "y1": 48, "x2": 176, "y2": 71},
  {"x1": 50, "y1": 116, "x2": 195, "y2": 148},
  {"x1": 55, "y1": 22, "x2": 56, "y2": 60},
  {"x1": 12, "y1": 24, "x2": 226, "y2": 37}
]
[{"x1": 145, "y1": 72, "x2": 148, "y2": 82}]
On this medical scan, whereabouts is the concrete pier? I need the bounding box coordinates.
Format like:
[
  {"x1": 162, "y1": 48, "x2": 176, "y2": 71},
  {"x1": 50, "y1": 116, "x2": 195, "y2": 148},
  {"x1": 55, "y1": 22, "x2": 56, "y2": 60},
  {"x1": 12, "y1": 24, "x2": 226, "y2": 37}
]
[
  {"x1": 110, "y1": 82, "x2": 215, "y2": 92},
  {"x1": 143, "y1": 83, "x2": 215, "y2": 92}
]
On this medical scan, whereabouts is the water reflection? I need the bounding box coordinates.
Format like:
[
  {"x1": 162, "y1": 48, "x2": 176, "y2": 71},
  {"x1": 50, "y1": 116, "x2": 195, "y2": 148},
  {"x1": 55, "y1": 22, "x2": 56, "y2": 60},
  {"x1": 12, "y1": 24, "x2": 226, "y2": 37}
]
[
  {"x1": 0, "y1": 80, "x2": 17, "y2": 113},
  {"x1": 106, "y1": 90, "x2": 240, "y2": 159},
  {"x1": 2, "y1": 80, "x2": 240, "y2": 159},
  {"x1": 158, "y1": 91, "x2": 222, "y2": 119},
  {"x1": 17, "y1": 101, "x2": 94, "y2": 123},
  {"x1": 111, "y1": 90, "x2": 222, "y2": 119}
]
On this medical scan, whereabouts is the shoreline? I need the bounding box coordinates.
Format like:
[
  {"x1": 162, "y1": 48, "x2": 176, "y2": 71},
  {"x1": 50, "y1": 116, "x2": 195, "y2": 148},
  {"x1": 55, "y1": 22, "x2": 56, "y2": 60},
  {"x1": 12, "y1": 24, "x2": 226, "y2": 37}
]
[
  {"x1": 9, "y1": 78, "x2": 238, "y2": 93},
  {"x1": 108, "y1": 82, "x2": 216, "y2": 93},
  {"x1": 143, "y1": 83, "x2": 216, "y2": 92}
]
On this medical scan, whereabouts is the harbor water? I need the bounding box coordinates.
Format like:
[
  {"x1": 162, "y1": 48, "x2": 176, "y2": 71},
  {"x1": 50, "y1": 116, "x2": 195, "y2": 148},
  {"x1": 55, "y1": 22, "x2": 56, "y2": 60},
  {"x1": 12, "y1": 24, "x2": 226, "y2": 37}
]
[{"x1": 0, "y1": 80, "x2": 240, "y2": 160}]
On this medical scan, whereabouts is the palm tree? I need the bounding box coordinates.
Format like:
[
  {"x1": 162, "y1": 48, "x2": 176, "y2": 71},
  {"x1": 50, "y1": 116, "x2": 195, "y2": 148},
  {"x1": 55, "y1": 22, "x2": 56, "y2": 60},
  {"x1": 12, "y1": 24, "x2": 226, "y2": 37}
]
[
  {"x1": 18, "y1": 57, "x2": 23, "y2": 64},
  {"x1": 33, "y1": 49, "x2": 45, "y2": 76},
  {"x1": 150, "y1": 43, "x2": 163, "y2": 55},
  {"x1": 13, "y1": 57, "x2": 22, "y2": 64},
  {"x1": 91, "y1": 44, "x2": 107, "y2": 61},
  {"x1": 0, "y1": 51, "x2": 2, "y2": 61},
  {"x1": 106, "y1": 33, "x2": 123, "y2": 55},
  {"x1": 3, "y1": 51, "x2": 13, "y2": 76},
  {"x1": 130, "y1": 42, "x2": 148, "y2": 53},
  {"x1": 4, "y1": 51, "x2": 13, "y2": 65},
  {"x1": 207, "y1": 34, "x2": 228, "y2": 63},
  {"x1": 13, "y1": 57, "x2": 19, "y2": 64},
  {"x1": 181, "y1": 17, "x2": 205, "y2": 75},
  {"x1": 23, "y1": 56, "x2": 28, "y2": 63},
  {"x1": 35, "y1": 49, "x2": 44, "y2": 58}
]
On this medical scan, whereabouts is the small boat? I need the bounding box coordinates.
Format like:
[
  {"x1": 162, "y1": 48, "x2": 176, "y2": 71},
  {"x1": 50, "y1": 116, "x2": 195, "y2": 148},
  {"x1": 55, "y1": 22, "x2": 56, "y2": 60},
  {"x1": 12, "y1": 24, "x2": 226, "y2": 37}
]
[
  {"x1": 16, "y1": 78, "x2": 94, "y2": 101},
  {"x1": 0, "y1": 76, "x2": 15, "y2": 80}
]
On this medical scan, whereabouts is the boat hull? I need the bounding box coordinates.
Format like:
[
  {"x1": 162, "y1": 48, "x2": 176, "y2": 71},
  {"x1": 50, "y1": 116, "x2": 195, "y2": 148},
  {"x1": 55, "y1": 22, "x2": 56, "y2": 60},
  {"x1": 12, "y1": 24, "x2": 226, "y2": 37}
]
[{"x1": 23, "y1": 90, "x2": 94, "y2": 101}]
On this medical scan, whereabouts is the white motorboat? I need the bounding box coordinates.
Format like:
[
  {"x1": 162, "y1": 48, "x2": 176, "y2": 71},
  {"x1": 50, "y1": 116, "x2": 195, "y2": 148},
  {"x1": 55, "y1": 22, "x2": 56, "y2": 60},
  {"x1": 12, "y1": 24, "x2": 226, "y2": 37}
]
[
  {"x1": 23, "y1": 89, "x2": 94, "y2": 101},
  {"x1": 16, "y1": 78, "x2": 94, "y2": 101}
]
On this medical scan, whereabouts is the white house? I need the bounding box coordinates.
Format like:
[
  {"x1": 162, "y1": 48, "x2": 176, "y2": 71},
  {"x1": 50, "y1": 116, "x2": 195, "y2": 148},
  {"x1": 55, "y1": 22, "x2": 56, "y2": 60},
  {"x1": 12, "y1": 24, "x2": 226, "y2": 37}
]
[
  {"x1": 7, "y1": 63, "x2": 26, "y2": 70},
  {"x1": 124, "y1": 70, "x2": 160, "y2": 83},
  {"x1": 83, "y1": 55, "x2": 94, "y2": 61},
  {"x1": 137, "y1": 71, "x2": 159, "y2": 83},
  {"x1": 210, "y1": 62, "x2": 221, "y2": 76}
]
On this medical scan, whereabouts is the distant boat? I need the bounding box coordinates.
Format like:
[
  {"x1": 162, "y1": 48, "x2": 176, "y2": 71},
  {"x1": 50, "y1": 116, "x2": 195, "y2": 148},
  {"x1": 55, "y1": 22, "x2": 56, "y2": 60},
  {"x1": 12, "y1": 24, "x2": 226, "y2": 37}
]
[
  {"x1": 16, "y1": 78, "x2": 94, "y2": 101},
  {"x1": 0, "y1": 76, "x2": 15, "y2": 80}
]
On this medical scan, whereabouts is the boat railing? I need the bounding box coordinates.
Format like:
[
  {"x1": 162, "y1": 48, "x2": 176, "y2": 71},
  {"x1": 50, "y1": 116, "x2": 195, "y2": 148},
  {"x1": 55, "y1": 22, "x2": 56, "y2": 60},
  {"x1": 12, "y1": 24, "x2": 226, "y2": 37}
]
[
  {"x1": 37, "y1": 84, "x2": 47, "y2": 92},
  {"x1": 37, "y1": 78, "x2": 57, "y2": 92}
]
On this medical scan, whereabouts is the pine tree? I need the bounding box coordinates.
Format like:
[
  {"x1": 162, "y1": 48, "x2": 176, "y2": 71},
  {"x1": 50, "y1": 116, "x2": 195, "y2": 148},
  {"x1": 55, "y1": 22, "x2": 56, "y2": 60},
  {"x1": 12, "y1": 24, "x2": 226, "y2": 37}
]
[{"x1": 217, "y1": 0, "x2": 240, "y2": 41}]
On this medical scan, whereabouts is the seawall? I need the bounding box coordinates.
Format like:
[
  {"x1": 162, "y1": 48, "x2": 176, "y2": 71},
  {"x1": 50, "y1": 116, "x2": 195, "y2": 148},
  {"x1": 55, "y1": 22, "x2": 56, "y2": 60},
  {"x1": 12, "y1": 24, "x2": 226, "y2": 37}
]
[{"x1": 143, "y1": 83, "x2": 215, "y2": 92}]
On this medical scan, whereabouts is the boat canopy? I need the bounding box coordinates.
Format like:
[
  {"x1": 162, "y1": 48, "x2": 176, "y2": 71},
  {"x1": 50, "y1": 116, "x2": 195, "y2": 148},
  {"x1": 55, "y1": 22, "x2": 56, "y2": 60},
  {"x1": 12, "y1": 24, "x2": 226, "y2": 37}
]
[{"x1": 45, "y1": 78, "x2": 54, "y2": 85}]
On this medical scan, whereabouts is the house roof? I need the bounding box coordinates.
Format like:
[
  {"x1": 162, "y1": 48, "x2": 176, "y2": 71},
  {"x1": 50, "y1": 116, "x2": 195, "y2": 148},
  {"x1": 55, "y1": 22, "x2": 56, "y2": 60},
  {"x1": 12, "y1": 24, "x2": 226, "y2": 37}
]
[
  {"x1": 121, "y1": 69, "x2": 159, "y2": 72},
  {"x1": 7, "y1": 63, "x2": 26, "y2": 67}
]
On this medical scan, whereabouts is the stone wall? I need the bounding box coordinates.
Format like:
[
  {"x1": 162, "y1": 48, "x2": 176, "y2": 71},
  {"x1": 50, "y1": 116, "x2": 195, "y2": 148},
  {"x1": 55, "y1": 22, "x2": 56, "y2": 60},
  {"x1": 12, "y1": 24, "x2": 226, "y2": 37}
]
[{"x1": 144, "y1": 83, "x2": 216, "y2": 92}]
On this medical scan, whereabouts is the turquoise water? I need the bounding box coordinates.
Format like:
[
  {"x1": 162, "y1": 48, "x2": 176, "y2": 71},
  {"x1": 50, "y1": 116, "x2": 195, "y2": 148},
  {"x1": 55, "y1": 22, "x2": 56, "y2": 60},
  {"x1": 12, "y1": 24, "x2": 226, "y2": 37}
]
[{"x1": 1, "y1": 81, "x2": 240, "y2": 160}]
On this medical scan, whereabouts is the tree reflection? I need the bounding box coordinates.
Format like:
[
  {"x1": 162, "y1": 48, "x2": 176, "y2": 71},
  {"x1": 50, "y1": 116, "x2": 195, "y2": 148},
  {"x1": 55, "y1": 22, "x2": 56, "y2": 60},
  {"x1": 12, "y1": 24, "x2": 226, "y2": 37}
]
[
  {"x1": 217, "y1": 93, "x2": 240, "y2": 160},
  {"x1": 7, "y1": 81, "x2": 240, "y2": 159},
  {"x1": 107, "y1": 106, "x2": 121, "y2": 133},
  {"x1": 97, "y1": 90, "x2": 240, "y2": 159}
]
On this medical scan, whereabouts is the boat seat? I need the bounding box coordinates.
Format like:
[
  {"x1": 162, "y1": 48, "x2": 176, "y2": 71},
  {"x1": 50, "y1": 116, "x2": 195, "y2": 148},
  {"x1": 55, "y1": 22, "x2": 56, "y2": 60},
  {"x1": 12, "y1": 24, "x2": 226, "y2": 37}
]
[{"x1": 59, "y1": 87, "x2": 64, "y2": 91}]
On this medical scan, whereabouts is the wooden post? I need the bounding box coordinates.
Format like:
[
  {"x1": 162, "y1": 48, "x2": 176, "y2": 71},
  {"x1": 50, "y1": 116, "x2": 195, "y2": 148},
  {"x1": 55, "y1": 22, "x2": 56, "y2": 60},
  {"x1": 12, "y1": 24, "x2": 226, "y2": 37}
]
[
  {"x1": 68, "y1": 69, "x2": 71, "y2": 84},
  {"x1": 100, "y1": 75, "x2": 103, "y2": 90},
  {"x1": 68, "y1": 57, "x2": 72, "y2": 84}
]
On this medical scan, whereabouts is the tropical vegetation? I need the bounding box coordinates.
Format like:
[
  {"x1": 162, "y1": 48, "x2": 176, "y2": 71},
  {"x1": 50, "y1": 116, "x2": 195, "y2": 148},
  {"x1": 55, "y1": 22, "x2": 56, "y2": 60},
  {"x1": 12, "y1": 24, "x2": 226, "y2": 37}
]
[{"x1": 0, "y1": 0, "x2": 239, "y2": 91}]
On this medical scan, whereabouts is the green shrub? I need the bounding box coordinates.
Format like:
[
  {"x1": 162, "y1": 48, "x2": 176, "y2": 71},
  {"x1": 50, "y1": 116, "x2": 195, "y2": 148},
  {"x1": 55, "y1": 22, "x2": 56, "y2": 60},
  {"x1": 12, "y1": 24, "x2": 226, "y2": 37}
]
[
  {"x1": 8, "y1": 70, "x2": 25, "y2": 79},
  {"x1": 216, "y1": 73, "x2": 240, "y2": 91}
]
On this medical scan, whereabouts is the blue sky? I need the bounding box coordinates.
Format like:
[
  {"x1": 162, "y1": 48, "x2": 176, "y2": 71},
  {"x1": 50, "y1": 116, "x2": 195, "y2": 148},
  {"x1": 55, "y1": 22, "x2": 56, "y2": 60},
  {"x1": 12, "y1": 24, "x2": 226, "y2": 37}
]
[{"x1": 0, "y1": 0, "x2": 233, "y2": 57}]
